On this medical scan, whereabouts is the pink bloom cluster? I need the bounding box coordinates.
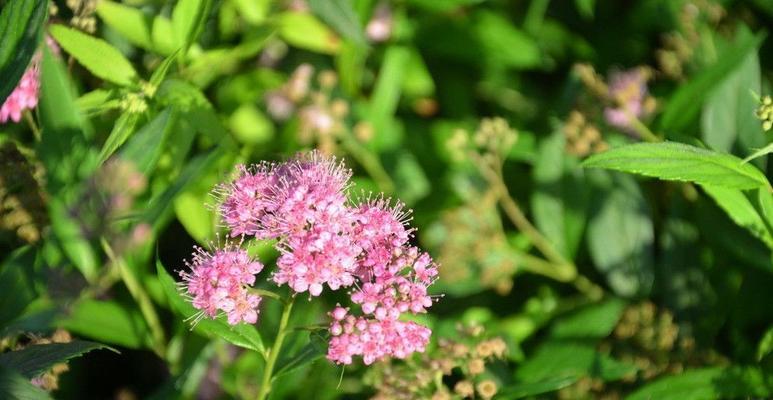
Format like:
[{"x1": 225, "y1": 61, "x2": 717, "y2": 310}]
[
  {"x1": 0, "y1": 36, "x2": 59, "y2": 124},
  {"x1": 327, "y1": 308, "x2": 431, "y2": 365},
  {"x1": 603, "y1": 68, "x2": 651, "y2": 133},
  {"x1": 0, "y1": 62, "x2": 40, "y2": 123},
  {"x1": 180, "y1": 246, "x2": 264, "y2": 325},
  {"x1": 182, "y1": 151, "x2": 440, "y2": 364}
]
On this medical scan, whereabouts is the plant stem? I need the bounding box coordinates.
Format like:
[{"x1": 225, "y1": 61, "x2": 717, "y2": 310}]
[
  {"x1": 471, "y1": 153, "x2": 604, "y2": 299},
  {"x1": 257, "y1": 296, "x2": 295, "y2": 400},
  {"x1": 340, "y1": 132, "x2": 395, "y2": 194},
  {"x1": 101, "y1": 239, "x2": 167, "y2": 357},
  {"x1": 23, "y1": 111, "x2": 41, "y2": 141}
]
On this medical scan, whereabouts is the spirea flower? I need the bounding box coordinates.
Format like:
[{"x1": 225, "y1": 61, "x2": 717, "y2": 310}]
[
  {"x1": 327, "y1": 308, "x2": 432, "y2": 365},
  {"x1": 603, "y1": 67, "x2": 655, "y2": 133},
  {"x1": 0, "y1": 62, "x2": 40, "y2": 124},
  {"x1": 215, "y1": 163, "x2": 278, "y2": 238},
  {"x1": 179, "y1": 245, "x2": 264, "y2": 325}
]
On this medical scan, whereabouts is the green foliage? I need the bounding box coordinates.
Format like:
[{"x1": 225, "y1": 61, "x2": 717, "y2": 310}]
[
  {"x1": 156, "y1": 260, "x2": 266, "y2": 354},
  {"x1": 0, "y1": 341, "x2": 112, "y2": 379},
  {"x1": 1, "y1": 1, "x2": 773, "y2": 398},
  {"x1": 49, "y1": 25, "x2": 138, "y2": 86},
  {"x1": 583, "y1": 142, "x2": 770, "y2": 190},
  {"x1": 0, "y1": 0, "x2": 48, "y2": 104}
]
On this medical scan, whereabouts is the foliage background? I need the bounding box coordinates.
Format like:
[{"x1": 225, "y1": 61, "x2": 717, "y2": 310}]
[{"x1": 2, "y1": 0, "x2": 773, "y2": 398}]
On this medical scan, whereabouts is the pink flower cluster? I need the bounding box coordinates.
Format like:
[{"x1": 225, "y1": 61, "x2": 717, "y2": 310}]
[
  {"x1": 179, "y1": 246, "x2": 264, "y2": 325},
  {"x1": 181, "y1": 151, "x2": 440, "y2": 364},
  {"x1": 603, "y1": 67, "x2": 652, "y2": 133},
  {"x1": 0, "y1": 36, "x2": 59, "y2": 124},
  {"x1": 0, "y1": 62, "x2": 40, "y2": 124}
]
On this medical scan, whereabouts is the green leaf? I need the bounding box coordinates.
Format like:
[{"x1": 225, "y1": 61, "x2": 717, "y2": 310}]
[
  {"x1": 0, "y1": 247, "x2": 36, "y2": 330},
  {"x1": 532, "y1": 131, "x2": 589, "y2": 259},
  {"x1": 277, "y1": 12, "x2": 341, "y2": 54},
  {"x1": 499, "y1": 376, "x2": 578, "y2": 398},
  {"x1": 120, "y1": 109, "x2": 177, "y2": 174},
  {"x1": 59, "y1": 300, "x2": 150, "y2": 349},
  {"x1": 142, "y1": 147, "x2": 224, "y2": 228},
  {"x1": 156, "y1": 259, "x2": 266, "y2": 354},
  {"x1": 367, "y1": 45, "x2": 410, "y2": 149},
  {"x1": 172, "y1": 0, "x2": 212, "y2": 54},
  {"x1": 0, "y1": 366, "x2": 50, "y2": 400},
  {"x1": 660, "y1": 31, "x2": 764, "y2": 133},
  {"x1": 757, "y1": 325, "x2": 773, "y2": 360},
  {"x1": 97, "y1": 112, "x2": 143, "y2": 165},
  {"x1": 49, "y1": 24, "x2": 138, "y2": 86},
  {"x1": 95, "y1": 1, "x2": 154, "y2": 52},
  {"x1": 587, "y1": 172, "x2": 654, "y2": 297},
  {"x1": 0, "y1": 0, "x2": 48, "y2": 104},
  {"x1": 702, "y1": 185, "x2": 773, "y2": 248},
  {"x1": 307, "y1": 0, "x2": 367, "y2": 47},
  {"x1": 515, "y1": 341, "x2": 594, "y2": 383},
  {"x1": 626, "y1": 367, "x2": 771, "y2": 400},
  {"x1": 474, "y1": 10, "x2": 541, "y2": 70},
  {"x1": 0, "y1": 341, "x2": 112, "y2": 379},
  {"x1": 701, "y1": 46, "x2": 764, "y2": 168},
  {"x1": 274, "y1": 331, "x2": 328, "y2": 378},
  {"x1": 38, "y1": 48, "x2": 96, "y2": 192},
  {"x1": 583, "y1": 142, "x2": 770, "y2": 190},
  {"x1": 48, "y1": 198, "x2": 99, "y2": 282},
  {"x1": 550, "y1": 298, "x2": 627, "y2": 339}
]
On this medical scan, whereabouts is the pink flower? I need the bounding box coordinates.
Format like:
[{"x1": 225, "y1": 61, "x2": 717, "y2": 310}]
[
  {"x1": 179, "y1": 246, "x2": 264, "y2": 325},
  {"x1": 0, "y1": 62, "x2": 39, "y2": 123},
  {"x1": 352, "y1": 198, "x2": 413, "y2": 277},
  {"x1": 215, "y1": 163, "x2": 279, "y2": 238},
  {"x1": 603, "y1": 67, "x2": 652, "y2": 133},
  {"x1": 327, "y1": 309, "x2": 431, "y2": 365}
]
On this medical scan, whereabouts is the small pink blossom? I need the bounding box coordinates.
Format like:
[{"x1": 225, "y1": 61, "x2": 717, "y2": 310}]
[
  {"x1": 179, "y1": 246, "x2": 264, "y2": 325},
  {"x1": 327, "y1": 312, "x2": 432, "y2": 365},
  {"x1": 604, "y1": 68, "x2": 652, "y2": 133},
  {"x1": 0, "y1": 62, "x2": 39, "y2": 123},
  {"x1": 215, "y1": 163, "x2": 278, "y2": 238}
]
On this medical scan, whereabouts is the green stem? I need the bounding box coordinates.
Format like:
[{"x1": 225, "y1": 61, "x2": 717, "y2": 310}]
[
  {"x1": 101, "y1": 239, "x2": 167, "y2": 357},
  {"x1": 472, "y1": 153, "x2": 604, "y2": 299},
  {"x1": 257, "y1": 296, "x2": 295, "y2": 400},
  {"x1": 340, "y1": 132, "x2": 395, "y2": 194},
  {"x1": 23, "y1": 111, "x2": 41, "y2": 141}
]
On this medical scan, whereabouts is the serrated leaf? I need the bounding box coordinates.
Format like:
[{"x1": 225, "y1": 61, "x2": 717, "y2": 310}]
[
  {"x1": 49, "y1": 24, "x2": 138, "y2": 86},
  {"x1": 583, "y1": 142, "x2": 770, "y2": 190},
  {"x1": 156, "y1": 260, "x2": 265, "y2": 354},
  {"x1": 0, "y1": 366, "x2": 50, "y2": 400},
  {"x1": 0, "y1": 341, "x2": 112, "y2": 379},
  {"x1": 0, "y1": 0, "x2": 48, "y2": 104}
]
